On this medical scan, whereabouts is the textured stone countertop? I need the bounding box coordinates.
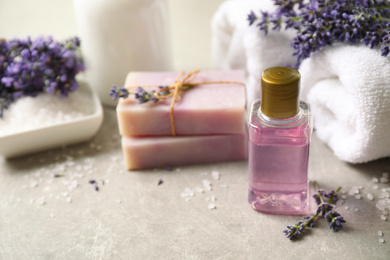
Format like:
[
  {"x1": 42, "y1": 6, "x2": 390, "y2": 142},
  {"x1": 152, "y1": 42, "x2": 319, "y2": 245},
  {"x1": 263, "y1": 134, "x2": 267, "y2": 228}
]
[
  {"x1": 0, "y1": 1, "x2": 389, "y2": 259},
  {"x1": 1, "y1": 107, "x2": 390, "y2": 259}
]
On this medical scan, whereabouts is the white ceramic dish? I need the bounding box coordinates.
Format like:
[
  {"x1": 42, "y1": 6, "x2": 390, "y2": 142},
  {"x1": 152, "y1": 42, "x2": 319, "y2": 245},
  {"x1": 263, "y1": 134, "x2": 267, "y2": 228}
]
[{"x1": 0, "y1": 81, "x2": 103, "y2": 158}]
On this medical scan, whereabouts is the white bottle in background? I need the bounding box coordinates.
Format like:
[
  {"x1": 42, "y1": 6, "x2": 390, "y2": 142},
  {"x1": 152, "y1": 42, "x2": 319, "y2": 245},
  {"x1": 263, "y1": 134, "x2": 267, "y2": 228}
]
[{"x1": 73, "y1": 0, "x2": 172, "y2": 107}]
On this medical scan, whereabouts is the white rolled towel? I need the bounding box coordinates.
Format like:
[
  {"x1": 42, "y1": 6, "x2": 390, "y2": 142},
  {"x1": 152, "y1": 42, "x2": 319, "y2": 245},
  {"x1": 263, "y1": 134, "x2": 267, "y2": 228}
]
[
  {"x1": 211, "y1": 0, "x2": 296, "y2": 105},
  {"x1": 299, "y1": 44, "x2": 390, "y2": 163}
]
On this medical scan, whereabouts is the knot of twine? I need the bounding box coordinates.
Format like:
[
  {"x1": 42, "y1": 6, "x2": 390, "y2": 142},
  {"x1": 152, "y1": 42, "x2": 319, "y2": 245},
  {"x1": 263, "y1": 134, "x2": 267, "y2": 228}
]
[{"x1": 129, "y1": 70, "x2": 245, "y2": 136}]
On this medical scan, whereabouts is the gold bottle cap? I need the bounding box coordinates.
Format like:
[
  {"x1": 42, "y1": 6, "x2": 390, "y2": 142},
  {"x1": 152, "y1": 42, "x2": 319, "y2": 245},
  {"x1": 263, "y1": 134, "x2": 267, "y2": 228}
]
[{"x1": 260, "y1": 66, "x2": 300, "y2": 119}]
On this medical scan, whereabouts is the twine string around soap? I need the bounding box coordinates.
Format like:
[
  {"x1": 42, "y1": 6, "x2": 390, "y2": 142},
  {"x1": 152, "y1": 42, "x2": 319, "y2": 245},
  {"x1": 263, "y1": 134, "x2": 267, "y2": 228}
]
[{"x1": 127, "y1": 70, "x2": 245, "y2": 136}]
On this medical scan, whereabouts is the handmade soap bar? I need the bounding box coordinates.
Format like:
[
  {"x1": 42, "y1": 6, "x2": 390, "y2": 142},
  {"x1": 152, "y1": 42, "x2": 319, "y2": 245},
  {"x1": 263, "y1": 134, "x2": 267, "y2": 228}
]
[
  {"x1": 117, "y1": 71, "x2": 246, "y2": 136},
  {"x1": 122, "y1": 134, "x2": 247, "y2": 170}
]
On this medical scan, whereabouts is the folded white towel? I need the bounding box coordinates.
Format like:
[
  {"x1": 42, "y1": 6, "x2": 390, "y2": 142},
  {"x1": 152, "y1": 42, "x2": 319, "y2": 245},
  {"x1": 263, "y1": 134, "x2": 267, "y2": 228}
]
[
  {"x1": 211, "y1": 0, "x2": 296, "y2": 105},
  {"x1": 212, "y1": 0, "x2": 390, "y2": 163},
  {"x1": 299, "y1": 44, "x2": 390, "y2": 163}
]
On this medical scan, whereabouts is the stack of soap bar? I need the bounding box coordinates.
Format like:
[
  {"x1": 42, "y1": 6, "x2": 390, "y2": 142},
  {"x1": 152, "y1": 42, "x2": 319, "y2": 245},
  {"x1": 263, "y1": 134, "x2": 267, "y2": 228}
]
[{"x1": 116, "y1": 71, "x2": 247, "y2": 170}]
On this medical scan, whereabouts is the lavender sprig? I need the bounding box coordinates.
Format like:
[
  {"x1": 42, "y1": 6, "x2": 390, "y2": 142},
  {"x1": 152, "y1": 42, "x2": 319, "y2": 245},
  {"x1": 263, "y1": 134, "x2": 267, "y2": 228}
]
[
  {"x1": 0, "y1": 36, "x2": 85, "y2": 118},
  {"x1": 283, "y1": 182, "x2": 345, "y2": 240},
  {"x1": 249, "y1": 0, "x2": 390, "y2": 68},
  {"x1": 109, "y1": 84, "x2": 194, "y2": 103}
]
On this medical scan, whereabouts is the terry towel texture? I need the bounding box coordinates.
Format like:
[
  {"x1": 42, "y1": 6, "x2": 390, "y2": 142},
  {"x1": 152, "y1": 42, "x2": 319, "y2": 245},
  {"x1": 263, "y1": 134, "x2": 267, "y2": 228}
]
[
  {"x1": 211, "y1": 0, "x2": 296, "y2": 106},
  {"x1": 300, "y1": 44, "x2": 390, "y2": 163},
  {"x1": 211, "y1": 0, "x2": 390, "y2": 163}
]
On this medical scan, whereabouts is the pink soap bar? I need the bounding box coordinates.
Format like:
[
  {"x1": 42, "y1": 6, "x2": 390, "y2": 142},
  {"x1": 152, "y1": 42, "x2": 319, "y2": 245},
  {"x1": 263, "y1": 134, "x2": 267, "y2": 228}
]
[
  {"x1": 117, "y1": 71, "x2": 246, "y2": 136},
  {"x1": 122, "y1": 134, "x2": 247, "y2": 170}
]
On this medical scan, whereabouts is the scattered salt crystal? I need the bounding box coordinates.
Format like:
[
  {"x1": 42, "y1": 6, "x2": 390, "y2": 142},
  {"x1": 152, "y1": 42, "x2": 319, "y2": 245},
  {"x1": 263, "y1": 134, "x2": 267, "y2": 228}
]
[
  {"x1": 210, "y1": 196, "x2": 216, "y2": 202},
  {"x1": 43, "y1": 187, "x2": 50, "y2": 192},
  {"x1": 220, "y1": 184, "x2": 228, "y2": 188},
  {"x1": 202, "y1": 179, "x2": 212, "y2": 191},
  {"x1": 195, "y1": 187, "x2": 204, "y2": 193},
  {"x1": 376, "y1": 201, "x2": 387, "y2": 211},
  {"x1": 211, "y1": 171, "x2": 220, "y2": 180},
  {"x1": 341, "y1": 194, "x2": 347, "y2": 200},
  {"x1": 367, "y1": 193, "x2": 374, "y2": 201},
  {"x1": 381, "y1": 188, "x2": 387, "y2": 192},
  {"x1": 381, "y1": 215, "x2": 387, "y2": 221},
  {"x1": 37, "y1": 196, "x2": 46, "y2": 206},
  {"x1": 378, "y1": 230, "x2": 383, "y2": 236},
  {"x1": 355, "y1": 194, "x2": 361, "y2": 200},
  {"x1": 66, "y1": 197, "x2": 72, "y2": 203},
  {"x1": 349, "y1": 186, "x2": 359, "y2": 195},
  {"x1": 176, "y1": 168, "x2": 181, "y2": 172},
  {"x1": 115, "y1": 199, "x2": 122, "y2": 204},
  {"x1": 208, "y1": 203, "x2": 216, "y2": 210},
  {"x1": 30, "y1": 181, "x2": 38, "y2": 188},
  {"x1": 372, "y1": 177, "x2": 379, "y2": 183},
  {"x1": 110, "y1": 156, "x2": 118, "y2": 161},
  {"x1": 50, "y1": 213, "x2": 55, "y2": 218},
  {"x1": 205, "y1": 197, "x2": 210, "y2": 201},
  {"x1": 373, "y1": 184, "x2": 379, "y2": 190},
  {"x1": 380, "y1": 177, "x2": 389, "y2": 183},
  {"x1": 185, "y1": 197, "x2": 191, "y2": 202},
  {"x1": 379, "y1": 238, "x2": 385, "y2": 243},
  {"x1": 76, "y1": 165, "x2": 82, "y2": 171},
  {"x1": 355, "y1": 208, "x2": 359, "y2": 212},
  {"x1": 29, "y1": 199, "x2": 34, "y2": 204},
  {"x1": 336, "y1": 199, "x2": 344, "y2": 206},
  {"x1": 61, "y1": 192, "x2": 69, "y2": 197}
]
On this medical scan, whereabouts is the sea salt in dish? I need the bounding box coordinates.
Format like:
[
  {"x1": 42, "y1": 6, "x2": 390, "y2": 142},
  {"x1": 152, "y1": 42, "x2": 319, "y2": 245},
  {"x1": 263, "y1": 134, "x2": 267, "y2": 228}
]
[{"x1": 0, "y1": 81, "x2": 103, "y2": 158}]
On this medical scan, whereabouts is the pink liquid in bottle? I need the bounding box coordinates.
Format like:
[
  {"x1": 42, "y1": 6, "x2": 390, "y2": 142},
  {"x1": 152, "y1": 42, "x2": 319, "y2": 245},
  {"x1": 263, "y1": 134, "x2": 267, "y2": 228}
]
[{"x1": 247, "y1": 67, "x2": 312, "y2": 215}]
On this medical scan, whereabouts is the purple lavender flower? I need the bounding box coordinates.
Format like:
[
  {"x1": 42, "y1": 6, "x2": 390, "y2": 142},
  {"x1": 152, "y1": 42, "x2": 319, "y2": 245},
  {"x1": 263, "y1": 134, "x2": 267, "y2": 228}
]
[
  {"x1": 312, "y1": 189, "x2": 327, "y2": 205},
  {"x1": 283, "y1": 223, "x2": 300, "y2": 239},
  {"x1": 158, "y1": 85, "x2": 171, "y2": 96},
  {"x1": 324, "y1": 211, "x2": 346, "y2": 231},
  {"x1": 110, "y1": 85, "x2": 129, "y2": 100},
  {"x1": 134, "y1": 86, "x2": 158, "y2": 104},
  {"x1": 324, "y1": 190, "x2": 339, "y2": 204},
  {"x1": 247, "y1": 11, "x2": 257, "y2": 26},
  {"x1": 317, "y1": 202, "x2": 334, "y2": 216},
  {"x1": 249, "y1": 0, "x2": 390, "y2": 67},
  {"x1": 283, "y1": 182, "x2": 345, "y2": 239},
  {"x1": 303, "y1": 215, "x2": 316, "y2": 227},
  {"x1": 0, "y1": 36, "x2": 85, "y2": 118}
]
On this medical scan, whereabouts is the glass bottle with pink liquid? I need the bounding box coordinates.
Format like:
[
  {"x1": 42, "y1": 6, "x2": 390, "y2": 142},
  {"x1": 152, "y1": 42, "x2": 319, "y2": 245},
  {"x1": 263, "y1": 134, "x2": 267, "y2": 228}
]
[{"x1": 248, "y1": 66, "x2": 313, "y2": 215}]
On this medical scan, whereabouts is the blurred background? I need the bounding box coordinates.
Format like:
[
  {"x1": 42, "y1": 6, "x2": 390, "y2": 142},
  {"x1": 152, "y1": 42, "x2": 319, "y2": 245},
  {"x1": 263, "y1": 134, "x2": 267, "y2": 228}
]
[{"x1": 0, "y1": 0, "x2": 225, "y2": 71}]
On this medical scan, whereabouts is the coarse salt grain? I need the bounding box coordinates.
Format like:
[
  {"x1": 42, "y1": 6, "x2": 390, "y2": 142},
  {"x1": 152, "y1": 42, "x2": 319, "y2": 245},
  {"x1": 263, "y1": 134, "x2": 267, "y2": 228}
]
[
  {"x1": 372, "y1": 177, "x2": 379, "y2": 183},
  {"x1": 378, "y1": 230, "x2": 383, "y2": 236},
  {"x1": 355, "y1": 194, "x2": 361, "y2": 200},
  {"x1": 379, "y1": 238, "x2": 385, "y2": 243},
  {"x1": 381, "y1": 215, "x2": 387, "y2": 221},
  {"x1": 0, "y1": 91, "x2": 95, "y2": 136},
  {"x1": 211, "y1": 171, "x2": 220, "y2": 180},
  {"x1": 208, "y1": 203, "x2": 216, "y2": 210},
  {"x1": 367, "y1": 193, "x2": 374, "y2": 200}
]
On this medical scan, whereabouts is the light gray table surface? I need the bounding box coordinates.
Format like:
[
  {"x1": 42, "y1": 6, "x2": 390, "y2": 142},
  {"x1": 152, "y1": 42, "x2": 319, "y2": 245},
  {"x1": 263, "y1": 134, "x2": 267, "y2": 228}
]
[
  {"x1": 1, "y1": 0, "x2": 389, "y2": 259},
  {"x1": 1, "y1": 107, "x2": 389, "y2": 260}
]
